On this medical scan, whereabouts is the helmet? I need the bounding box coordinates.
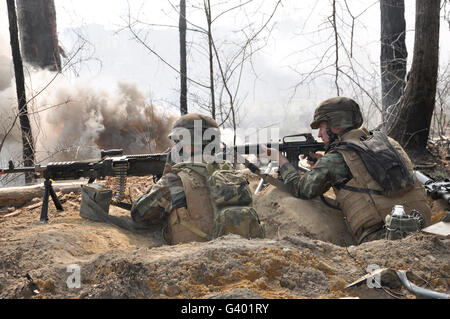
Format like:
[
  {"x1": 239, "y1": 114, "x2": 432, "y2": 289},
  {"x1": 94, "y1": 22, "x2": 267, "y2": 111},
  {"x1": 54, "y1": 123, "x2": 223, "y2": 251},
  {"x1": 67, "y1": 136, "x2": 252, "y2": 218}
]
[
  {"x1": 168, "y1": 113, "x2": 220, "y2": 146},
  {"x1": 310, "y1": 97, "x2": 363, "y2": 130}
]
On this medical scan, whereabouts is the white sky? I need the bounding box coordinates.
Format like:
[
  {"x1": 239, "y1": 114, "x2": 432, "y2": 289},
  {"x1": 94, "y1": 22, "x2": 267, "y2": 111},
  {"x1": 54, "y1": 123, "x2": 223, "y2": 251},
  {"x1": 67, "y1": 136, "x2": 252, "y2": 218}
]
[{"x1": 0, "y1": 0, "x2": 449, "y2": 132}]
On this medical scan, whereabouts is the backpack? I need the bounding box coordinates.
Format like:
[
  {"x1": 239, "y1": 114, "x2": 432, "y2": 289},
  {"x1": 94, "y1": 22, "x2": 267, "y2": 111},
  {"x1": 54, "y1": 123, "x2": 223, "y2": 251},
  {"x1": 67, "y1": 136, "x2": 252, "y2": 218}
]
[
  {"x1": 170, "y1": 162, "x2": 265, "y2": 242},
  {"x1": 330, "y1": 130, "x2": 415, "y2": 195}
]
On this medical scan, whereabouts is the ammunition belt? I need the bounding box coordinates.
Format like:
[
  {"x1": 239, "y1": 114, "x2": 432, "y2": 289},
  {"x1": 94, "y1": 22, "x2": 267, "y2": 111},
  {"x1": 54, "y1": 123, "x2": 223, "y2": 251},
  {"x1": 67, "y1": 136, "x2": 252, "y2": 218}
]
[{"x1": 112, "y1": 163, "x2": 128, "y2": 203}]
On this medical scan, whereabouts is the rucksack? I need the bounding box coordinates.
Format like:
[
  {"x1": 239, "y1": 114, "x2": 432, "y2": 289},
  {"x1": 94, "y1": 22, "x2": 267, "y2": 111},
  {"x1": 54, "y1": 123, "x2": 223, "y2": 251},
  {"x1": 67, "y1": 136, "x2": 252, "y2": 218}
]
[
  {"x1": 171, "y1": 162, "x2": 265, "y2": 241},
  {"x1": 330, "y1": 130, "x2": 415, "y2": 195}
]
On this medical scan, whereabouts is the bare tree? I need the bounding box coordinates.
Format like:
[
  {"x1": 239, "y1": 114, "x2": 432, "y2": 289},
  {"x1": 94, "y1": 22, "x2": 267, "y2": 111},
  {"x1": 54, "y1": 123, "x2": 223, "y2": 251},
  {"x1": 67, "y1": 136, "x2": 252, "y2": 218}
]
[
  {"x1": 187, "y1": 0, "x2": 281, "y2": 145},
  {"x1": 380, "y1": 0, "x2": 407, "y2": 129},
  {"x1": 16, "y1": 0, "x2": 61, "y2": 71},
  {"x1": 204, "y1": 0, "x2": 216, "y2": 119},
  {"x1": 123, "y1": 0, "x2": 281, "y2": 140},
  {"x1": 179, "y1": 0, "x2": 188, "y2": 115},
  {"x1": 289, "y1": 1, "x2": 382, "y2": 129},
  {"x1": 6, "y1": 0, "x2": 35, "y2": 183},
  {"x1": 431, "y1": 62, "x2": 450, "y2": 139},
  {"x1": 387, "y1": 0, "x2": 441, "y2": 152},
  {"x1": 331, "y1": 0, "x2": 340, "y2": 96}
]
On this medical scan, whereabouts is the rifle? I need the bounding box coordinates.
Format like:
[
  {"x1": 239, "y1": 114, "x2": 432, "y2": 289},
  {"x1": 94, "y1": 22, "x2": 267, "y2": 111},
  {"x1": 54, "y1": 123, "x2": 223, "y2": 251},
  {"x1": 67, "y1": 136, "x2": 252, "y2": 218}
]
[
  {"x1": 0, "y1": 149, "x2": 168, "y2": 223},
  {"x1": 415, "y1": 170, "x2": 450, "y2": 205},
  {"x1": 222, "y1": 133, "x2": 325, "y2": 167}
]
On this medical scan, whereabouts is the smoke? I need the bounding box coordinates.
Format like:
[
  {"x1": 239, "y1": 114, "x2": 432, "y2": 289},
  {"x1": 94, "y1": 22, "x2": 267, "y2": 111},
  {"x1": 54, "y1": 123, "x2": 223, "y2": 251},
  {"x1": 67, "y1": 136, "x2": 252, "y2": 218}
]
[
  {"x1": 35, "y1": 76, "x2": 176, "y2": 160},
  {"x1": 0, "y1": 36, "x2": 176, "y2": 166}
]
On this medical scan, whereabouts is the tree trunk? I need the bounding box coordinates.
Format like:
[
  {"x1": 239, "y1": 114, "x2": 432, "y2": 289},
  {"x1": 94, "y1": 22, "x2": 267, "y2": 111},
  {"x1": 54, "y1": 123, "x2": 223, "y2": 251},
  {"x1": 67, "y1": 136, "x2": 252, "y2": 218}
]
[
  {"x1": 16, "y1": 0, "x2": 61, "y2": 71},
  {"x1": 179, "y1": 0, "x2": 188, "y2": 115},
  {"x1": 380, "y1": 0, "x2": 407, "y2": 129},
  {"x1": 205, "y1": 0, "x2": 216, "y2": 119},
  {"x1": 0, "y1": 182, "x2": 83, "y2": 207},
  {"x1": 387, "y1": 0, "x2": 440, "y2": 152},
  {"x1": 6, "y1": 0, "x2": 35, "y2": 183}
]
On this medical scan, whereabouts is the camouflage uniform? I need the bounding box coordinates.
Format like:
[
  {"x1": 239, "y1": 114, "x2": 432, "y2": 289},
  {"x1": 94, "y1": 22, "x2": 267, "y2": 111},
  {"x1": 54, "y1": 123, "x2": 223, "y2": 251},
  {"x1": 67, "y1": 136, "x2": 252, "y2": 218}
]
[
  {"x1": 131, "y1": 171, "x2": 186, "y2": 225},
  {"x1": 279, "y1": 152, "x2": 387, "y2": 244},
  {"x1": 280, "y1": 97, "x2": 431, "y2": 244},
  {"x1": 131, "y1": 113, "x2": 264, "y2": 244},
  {"x1": 130, "y1": 160, "x2": 231, "y2": 225},
  {"x1": 279, "y1": 152, "x2": 351, "y2": 200},
  {"x1": 130, "y1": 113, "x2": 220, "y2": 226}
]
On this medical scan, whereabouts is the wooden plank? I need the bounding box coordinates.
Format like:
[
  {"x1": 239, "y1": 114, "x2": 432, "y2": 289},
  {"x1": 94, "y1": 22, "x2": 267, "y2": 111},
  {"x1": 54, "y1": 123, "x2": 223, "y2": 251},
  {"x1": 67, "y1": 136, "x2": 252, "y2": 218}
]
[{"x1": 421, "y1": 222, "x2": 450, "y2": 238}]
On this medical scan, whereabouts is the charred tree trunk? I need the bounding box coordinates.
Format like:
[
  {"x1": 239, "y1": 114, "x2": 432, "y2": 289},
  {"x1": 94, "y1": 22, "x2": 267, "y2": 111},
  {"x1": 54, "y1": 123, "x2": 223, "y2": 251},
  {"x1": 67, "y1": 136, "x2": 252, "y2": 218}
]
[
  {"x1": 380, "y1": 0, "x2": 407, "y2": 129},
  {"x1": 16, "y1": 0, "x2": 61, "y2": 71},
  {"x1": 6, "y1": 0, "x2": 35, "y2": 184},
  {"x1": 387, "y1": 0, "x2": 440, "y2": 152},
  {"x1": 179, "y1": 0, "x2": 188, "y2": 115}
]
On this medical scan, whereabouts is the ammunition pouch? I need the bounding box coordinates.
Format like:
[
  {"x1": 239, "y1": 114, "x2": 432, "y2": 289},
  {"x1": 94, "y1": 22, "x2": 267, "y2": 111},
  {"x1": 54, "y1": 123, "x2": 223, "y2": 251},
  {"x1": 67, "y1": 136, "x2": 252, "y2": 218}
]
[
  {"x1": 384, "y1": 212, "x2": 424, "y2": 240},
  {"x1": 79, "y1": 184, "x2": 112, "y2": 222},
  {"x1": 167, "y1": 162, "x2": 264, "y2": 244}
]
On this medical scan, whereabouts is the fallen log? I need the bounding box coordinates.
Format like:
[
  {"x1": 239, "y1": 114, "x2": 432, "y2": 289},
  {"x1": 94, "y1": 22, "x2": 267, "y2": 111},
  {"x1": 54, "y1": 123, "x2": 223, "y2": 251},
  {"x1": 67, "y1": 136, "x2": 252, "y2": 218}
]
[{"x1": 0, "y1": 181, "x2": 86, "y2": 207}]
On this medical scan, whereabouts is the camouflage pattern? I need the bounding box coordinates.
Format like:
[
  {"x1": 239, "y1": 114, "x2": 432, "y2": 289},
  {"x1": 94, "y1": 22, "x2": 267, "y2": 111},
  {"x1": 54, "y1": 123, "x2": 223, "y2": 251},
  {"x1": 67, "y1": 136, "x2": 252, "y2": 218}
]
[
  {"x1": 131, "y1": 161, "x2": 230, "y2": 226},
  {"x1": 171, "y1": 113, "x2": 219, "y2": 131},
  {"x1": 131, "y1": 159, "x2": 265, "y2": 241},
  {"x1": 207, "y1": 169, "x2": 252, "y2": 207},
  {"x1": 131, "y1": 172, "x2": 187, "y2": 224},
  {"x1": 279, "y1": 152, "x2": 352, "y2": 199},
  {"x1": 202, "y1": 162, "x2": 264, "y2": 239},
  {"x1": 168, "y1": 113, "x2": 221, "y2": 146},
  {"x1": 213, "y1": 207, "x2": 265, "y2": 239},
  {"x1": 310, "y1": 97, "x2": 363, "y2": 130}
]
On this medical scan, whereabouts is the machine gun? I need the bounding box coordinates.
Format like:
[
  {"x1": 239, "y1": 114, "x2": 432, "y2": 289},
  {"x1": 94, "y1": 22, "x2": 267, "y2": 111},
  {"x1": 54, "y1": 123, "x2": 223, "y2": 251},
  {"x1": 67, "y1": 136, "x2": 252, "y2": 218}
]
[
  {"x1": 222, "y1": 133, "x2": 325, "y2": 167},
  {"x1": 415, "y1": 170, "x2": 450, "y2": 205},
  {"x1": 0, "y1": 149, "x2": 168, "y2": 223}
]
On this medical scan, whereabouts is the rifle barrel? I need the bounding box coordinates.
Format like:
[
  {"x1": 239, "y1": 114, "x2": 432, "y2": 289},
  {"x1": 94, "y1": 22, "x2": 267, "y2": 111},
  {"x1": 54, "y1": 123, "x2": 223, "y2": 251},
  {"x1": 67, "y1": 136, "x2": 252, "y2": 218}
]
[
  {"x1": 0, "y1": 167, "x2": 43, "y2": 174},
  {"x1": 414, "y1": 171, "x2": 433, "y2": 185},
  {"x1": 225, "y1": 142, "x2": 324, "y2": 154}
]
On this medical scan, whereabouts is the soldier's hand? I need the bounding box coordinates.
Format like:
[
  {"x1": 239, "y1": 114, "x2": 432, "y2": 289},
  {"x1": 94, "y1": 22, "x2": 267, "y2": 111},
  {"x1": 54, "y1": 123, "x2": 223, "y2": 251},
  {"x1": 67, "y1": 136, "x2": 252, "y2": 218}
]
[
  {"x1": 306, "y1": 152, "x2": 324, "y2": 167},
  {"x1": 260, "y1": 144, "x2": 288, "y2": 166},
  {"x1": 260, "y1": 144, "x2": 278, "y2": 158}
]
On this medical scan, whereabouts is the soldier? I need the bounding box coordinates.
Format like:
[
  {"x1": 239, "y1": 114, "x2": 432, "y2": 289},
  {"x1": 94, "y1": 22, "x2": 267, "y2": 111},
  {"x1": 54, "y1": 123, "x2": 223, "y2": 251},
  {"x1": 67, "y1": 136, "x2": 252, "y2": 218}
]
[
  {"x1": 131, "y1": 113, "x2": 264, "y2": 244},
  {"x1": 263, "y1": 97, "x2": 431, "y2": 245}
]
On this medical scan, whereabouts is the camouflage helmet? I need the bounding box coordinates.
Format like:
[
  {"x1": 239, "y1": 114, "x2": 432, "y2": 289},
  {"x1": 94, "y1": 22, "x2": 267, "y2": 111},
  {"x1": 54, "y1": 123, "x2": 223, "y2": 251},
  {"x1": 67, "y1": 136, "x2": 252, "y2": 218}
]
[
  {"x1": 168, "y1": 113, "x2": 221, "y2": 145},
  {"x1": 310, "y1": 97, "x2": 363, "y2": 130}
]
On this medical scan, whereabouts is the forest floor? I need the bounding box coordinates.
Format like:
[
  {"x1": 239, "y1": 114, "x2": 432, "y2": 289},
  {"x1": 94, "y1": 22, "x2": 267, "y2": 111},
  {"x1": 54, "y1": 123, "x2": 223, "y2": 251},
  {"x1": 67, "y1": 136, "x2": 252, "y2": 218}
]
[{"x1": 0, "y1": 142, "x2": 449, "y2": 299}]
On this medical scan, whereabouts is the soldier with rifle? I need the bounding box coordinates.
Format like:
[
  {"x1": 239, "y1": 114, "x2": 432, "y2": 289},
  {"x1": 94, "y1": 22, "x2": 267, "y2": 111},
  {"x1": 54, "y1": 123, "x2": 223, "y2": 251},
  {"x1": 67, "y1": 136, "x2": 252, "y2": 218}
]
[
  {"x1": 0, "y1": 112, "x2": 328, "y2": 241},
  {"x1": 130, "y1": 113, "x2": 265, "y2": 244},
  {"x1": 262, "y1": 97, "x2": 432, "y2": 245},
  {"x1": 1, "y1": 113, "x2": 265, "y2": 243}
]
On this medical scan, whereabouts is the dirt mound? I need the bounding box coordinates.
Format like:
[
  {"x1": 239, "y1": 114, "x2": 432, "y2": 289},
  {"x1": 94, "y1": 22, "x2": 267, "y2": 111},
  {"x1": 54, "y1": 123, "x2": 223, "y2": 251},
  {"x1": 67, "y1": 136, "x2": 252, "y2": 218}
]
[
  {"x1": 253, "y1": 184, "x2": 353, "y2": 246},
  {"x1": 0, "y1": 175, "x2": 449, "y2": 299}
]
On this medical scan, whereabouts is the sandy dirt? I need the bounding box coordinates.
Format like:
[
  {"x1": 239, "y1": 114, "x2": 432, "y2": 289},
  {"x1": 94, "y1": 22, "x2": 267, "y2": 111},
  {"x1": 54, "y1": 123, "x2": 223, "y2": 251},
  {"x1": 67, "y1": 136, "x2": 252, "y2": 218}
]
[{"x1": 0, "y1": 170, "x2": 449, "y2": 299}]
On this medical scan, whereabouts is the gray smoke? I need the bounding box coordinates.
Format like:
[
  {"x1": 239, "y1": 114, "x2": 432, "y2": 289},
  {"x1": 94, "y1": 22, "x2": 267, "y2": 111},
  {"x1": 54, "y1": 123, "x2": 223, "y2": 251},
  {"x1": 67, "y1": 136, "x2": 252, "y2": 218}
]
[{"x1": 0, "y1": 36, "x2": 175, "y2": 167}]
